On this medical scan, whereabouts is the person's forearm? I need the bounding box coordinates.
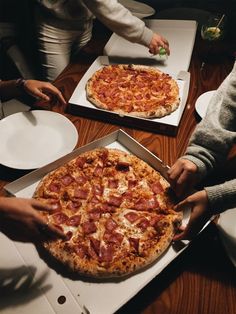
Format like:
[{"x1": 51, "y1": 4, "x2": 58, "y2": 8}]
[
  {"x1": 85, "y1": 0, "x2": 153, "y2": 46},
  {"x1": 0, "y1": 79, "x2": 25, "y2": 101}
]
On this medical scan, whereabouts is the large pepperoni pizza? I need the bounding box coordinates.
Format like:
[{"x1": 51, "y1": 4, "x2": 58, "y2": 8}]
[
  {"x1": 34, "y1": 148, "x2": 182, "y2": 278},
  {"x1": 86, "y1": 64, "x2": 180, "y2": 118}
]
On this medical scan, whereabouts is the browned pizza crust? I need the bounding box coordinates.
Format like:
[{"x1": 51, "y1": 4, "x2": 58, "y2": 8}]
[
  {"x1": 34, "y1": 148, "x2": 182, "y2": 278},
  {"x1": 86, "y1": 64, "x2": 180, "y2": 119}
]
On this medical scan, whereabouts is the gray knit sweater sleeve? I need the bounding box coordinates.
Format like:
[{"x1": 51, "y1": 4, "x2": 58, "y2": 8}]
[{"x1": 181, "y1": 61, "x2": 236, "y2": 214}]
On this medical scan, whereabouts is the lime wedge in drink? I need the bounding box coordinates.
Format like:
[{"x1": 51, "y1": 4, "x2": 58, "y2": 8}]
[{"x1": 203, "y1": 27, "x2": 221, "y2": 40}]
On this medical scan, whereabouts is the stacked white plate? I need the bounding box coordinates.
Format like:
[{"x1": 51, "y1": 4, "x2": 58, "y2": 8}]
[
  {"x1": 195, "y1": 90, "x2": 216, "y2": 119},
  {"x1": 0, "y1": 110, "x2": 78, "y2": 169},
  {"x1": 118, "y1": 0, "x2": 155, "y2": 18}
]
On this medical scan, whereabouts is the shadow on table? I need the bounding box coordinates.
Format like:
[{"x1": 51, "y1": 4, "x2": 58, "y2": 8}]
[
  {"x1": 116, "y1": 224, "x2": 236, "y2": 314},
  {"x1": 0, "y1": 266, "x2": 51, "y2": 311},
  {"x1": 0, "y1": 164, "x2": 32, "y2": 183}
]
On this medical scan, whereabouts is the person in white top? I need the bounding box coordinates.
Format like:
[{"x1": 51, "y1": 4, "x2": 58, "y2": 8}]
[{"x1": 34, "y1": 0, "x2": 170, "y2": 81}]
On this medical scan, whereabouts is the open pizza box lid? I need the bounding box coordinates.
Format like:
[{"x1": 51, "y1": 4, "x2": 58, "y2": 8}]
[
  {"x1": 2, "y1": 129, "x2": 204, "y2": 314},
  {"x1": 103, "y1": 19, "x2": 197, "y2": 75}
]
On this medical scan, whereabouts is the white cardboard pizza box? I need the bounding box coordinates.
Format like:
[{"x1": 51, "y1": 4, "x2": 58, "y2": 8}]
[
  {"x1": 69, "y1": 20, "x2": 196, "y2": 135},
  {"x1": 2, "y1": 130, "x2": 192, "y2": 314},
  {"x1": 69, "y1": 56, "x2": 190, "y2": 135},
  {"x1": 103, "y1": 19, "x2": 197, "y2": 75}
]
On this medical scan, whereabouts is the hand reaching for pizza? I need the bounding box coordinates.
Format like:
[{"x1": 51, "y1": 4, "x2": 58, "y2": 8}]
[
  {"x1": 173, "y1": 190, "x2": 211, "y2": 241},
  {"x1": 167, "y1": 159, "x2": 199, "y2": 198},
  {"x1": 0, "y1": 197, "x2": 66, "y2": 243},
  {"x1": 23, "y1": 80, "x2": 66, "y2": 105},
  {"x1": 148, "y1": 33, "x2": 170, "y2": 55}
]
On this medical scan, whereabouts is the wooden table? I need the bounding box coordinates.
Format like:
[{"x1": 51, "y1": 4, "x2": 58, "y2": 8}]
[{"x1": 1, "y1": 24, "x2": 236, "y2": 314}]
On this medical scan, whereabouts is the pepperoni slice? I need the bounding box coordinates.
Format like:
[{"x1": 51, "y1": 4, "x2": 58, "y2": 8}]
[
  {"x1": 61, "y1": 174, "x2": 74, "y2": 186},
  {"x1": 105, "y1": 218, "x2": 118, "y2": 231},
  {"x1": 74, "y1": 244, "x2": 88, "y2": 258},
  {"x1": 66, "y1": 215, "x2": 81, "y2": 227},
  {"x1": 67, "y1": 200, "x2": 82, "y2": 212},
  {"x1": 90, "y1": 237, "x2": 101, "y2": 256},
  {"x1": 99, "y1": 244, "x2": 114, "y2": 263},
  {"x1": 150, "y1": 182, "x2": 164, "y2": 194},
  {"x1": 128, "y1": 179, "x2": 137, "y2": 189},
  {"x1": 149, "y1": 215, "x2": 162, "y2": 227},
  {"x1": 74, "y1": 188, "x2": 89, "y2": 199},
  {"x1": 108, "y1": 179, "x2": 119, "y2": 189},
  {"x1": 90, "y1": 196, "x2": 100, "y2": 204},
  {"x1": 124, "y1": 212, "x2": 140, "y2": 223},
  {"x1": 52, "y1": 212, "x2": 69, "y2": 225},
  {"x1": 103, "y1": 232, "x2": 124, "y2": 245},
  {"x1": 75, "y1": 175, "x2": 88, "y2": 185},
  {"x1": 49, "y1": 182, "x2": 61, "y2": 193},
  {"x1": 94, "y1": 165, "x2": 103, "y2": 177},
  {"x1": 92, "y1": 184, "x2": 104, "y2": 196},
  {"x1": 88, "y1": 210, "x2": 101, "y2": 220},
  {"x1": 75, "y1": 156, "x2": 86, "y2": 168},
  {"x1": 122, "y1": 190, "x2": 133, "y2": 201},
  {"x1": 81, "y1": 221, "x2": 97, "y2": 235},
  {"x1": 133, "y1": 197, "x2": 159, "y2": 211},
  {"x1": 107, "y1": 195, "x2": 122, "y2": 207},
  {"x1": 65, "y1": 231, "x2": 73, "y2": 241},
  {"x1": 136, "y1": 218, "x2": 150, "y2": 231},
  {"x1": 146, "y1": 197, "x2": 159, "y2": 209},
  {"x1": 99, "y1": 149, "x2": 109, "y2": 162},
  {"x1": 98, "y1": 203, "x2": 116, "y2": 213},
  {"x1": 129, "y1": 237, "x2": 139, "y2": 252}
]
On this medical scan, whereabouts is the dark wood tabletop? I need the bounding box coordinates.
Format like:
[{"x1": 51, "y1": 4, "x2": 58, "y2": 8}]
[{"x1": 1, "y1": 21, "x2": 236, "y2": 314}]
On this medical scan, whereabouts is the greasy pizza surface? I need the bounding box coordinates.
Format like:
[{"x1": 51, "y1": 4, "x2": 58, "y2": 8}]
[
  {"x1": 86, "y1": 64, "x2": 180, "y2": 118},
  {"x1": 34, "y1": 148, "x2": 182, "y2": 278}
]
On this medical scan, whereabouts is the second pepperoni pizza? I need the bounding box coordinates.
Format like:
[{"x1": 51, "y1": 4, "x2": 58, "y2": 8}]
[{"x1": 86, "y1": 64, "x2": 180, "y2": 119}]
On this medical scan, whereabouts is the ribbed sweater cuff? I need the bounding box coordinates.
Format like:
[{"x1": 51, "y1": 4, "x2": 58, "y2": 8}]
[
  {"x1": 205, "y1": 183, "x2": 236, "y2": 215},
  {"x1": 140, "y1": 27, "x2": 153, "y2": 46}
]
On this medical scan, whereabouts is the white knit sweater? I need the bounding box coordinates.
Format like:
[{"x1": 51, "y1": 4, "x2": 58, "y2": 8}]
[{"x1": 36, "y1": 0, "x2": 153, "y2": 47}]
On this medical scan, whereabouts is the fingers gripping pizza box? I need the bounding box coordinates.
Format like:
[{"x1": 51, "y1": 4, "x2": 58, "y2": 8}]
[
  {"x1": 69, "y1": 56, "x2": 190, "y2": 136},
  {"x1": 3, "y1": 130, "x2": 191, "y2": 314}
]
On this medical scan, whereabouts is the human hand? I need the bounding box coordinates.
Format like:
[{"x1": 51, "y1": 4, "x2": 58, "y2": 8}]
[
  {"x1": 0, "y1": 197, "x2": 65, "y2": 243},
  {"x1": 148, "y1": 33, "x2": 170, "y2": 55},
  {"x1": 173, "y1": 190, "x2": 211, "y2": 241},
  {"x1": 23, "y1": 80, "x2": 66, "y2": 105},
  {"x1": 167, "y1": 159, "x2": 198, "y2": 198}
]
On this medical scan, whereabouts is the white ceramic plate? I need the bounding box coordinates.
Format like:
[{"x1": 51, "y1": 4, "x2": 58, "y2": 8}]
[
  {"x1": 217, "y1": 209, "x2": 236, "y2": 267},
  {"x1": 195, "y1": 90, "x2": 216, "y2": 119},
  {"x1": 118, "y1": 0, "x2": 155, "y2": 18},
  {"x1": 0, "y1": 110, "x2": 78, "y2": 170}
]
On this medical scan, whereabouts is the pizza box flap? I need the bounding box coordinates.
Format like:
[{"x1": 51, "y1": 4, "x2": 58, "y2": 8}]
[
  {"x1": 4, "y1": 130, "x2": 169, "y2": 195},
  {"x1": 103, "y1": 19, "x2": 197, "y2": 75},
  {"x1": 2, "y1": 129, "x2": 195, "y2": 314},
  {"x1": 68, "y1": 56, "x2": 190, "y2": 135}
]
